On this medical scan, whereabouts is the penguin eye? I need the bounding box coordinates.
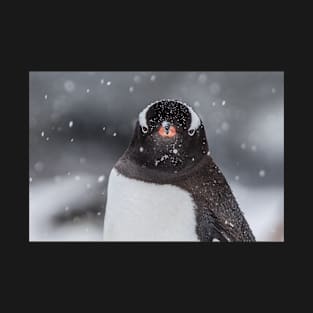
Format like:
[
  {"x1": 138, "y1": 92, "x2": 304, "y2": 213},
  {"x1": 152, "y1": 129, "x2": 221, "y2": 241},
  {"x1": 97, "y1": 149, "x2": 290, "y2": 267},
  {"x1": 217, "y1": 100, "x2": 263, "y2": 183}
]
[
  {"x1": 141, "y1": 126, "x2": 148, "y2": 134},
  {"x1": 188, "y1": 129, "x2": 195, "y2": 136}
]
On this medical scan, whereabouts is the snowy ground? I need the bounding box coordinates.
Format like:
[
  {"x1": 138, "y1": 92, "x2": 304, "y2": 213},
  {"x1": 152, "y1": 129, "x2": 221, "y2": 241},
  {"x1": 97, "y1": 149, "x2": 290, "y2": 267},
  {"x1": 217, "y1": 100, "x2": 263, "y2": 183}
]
[{"x1": 29, "y1": 175, "x2": 283, "y2": 241}]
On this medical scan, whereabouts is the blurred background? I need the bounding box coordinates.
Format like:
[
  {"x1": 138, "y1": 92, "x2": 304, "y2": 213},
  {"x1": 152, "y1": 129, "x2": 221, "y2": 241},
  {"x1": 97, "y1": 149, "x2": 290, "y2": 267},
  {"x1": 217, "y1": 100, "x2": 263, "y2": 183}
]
[{"x1": 29, "y1": 72, "x2": 284, "y2": 241}]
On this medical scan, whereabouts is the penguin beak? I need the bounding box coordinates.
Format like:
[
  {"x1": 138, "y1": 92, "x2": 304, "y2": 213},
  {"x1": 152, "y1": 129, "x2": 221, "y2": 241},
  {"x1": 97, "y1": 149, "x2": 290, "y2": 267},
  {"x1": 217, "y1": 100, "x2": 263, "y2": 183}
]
[{"x1": 158, "y1": 121, "x2": 176, "y2": 138}]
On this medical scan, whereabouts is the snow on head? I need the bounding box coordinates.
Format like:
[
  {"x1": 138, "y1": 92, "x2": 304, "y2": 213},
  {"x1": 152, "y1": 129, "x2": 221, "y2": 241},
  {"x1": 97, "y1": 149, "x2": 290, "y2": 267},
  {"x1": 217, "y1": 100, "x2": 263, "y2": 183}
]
[{"x1": 138, "y1": 99, "x2": 201, "y2": 135}]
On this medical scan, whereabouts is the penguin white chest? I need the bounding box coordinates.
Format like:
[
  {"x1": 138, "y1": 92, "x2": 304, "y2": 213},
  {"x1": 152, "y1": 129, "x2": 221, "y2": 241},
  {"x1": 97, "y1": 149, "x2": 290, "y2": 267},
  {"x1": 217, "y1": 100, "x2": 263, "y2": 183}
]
[{"x1": 103, "y1": 168, "x2": 199, "y2": 241}]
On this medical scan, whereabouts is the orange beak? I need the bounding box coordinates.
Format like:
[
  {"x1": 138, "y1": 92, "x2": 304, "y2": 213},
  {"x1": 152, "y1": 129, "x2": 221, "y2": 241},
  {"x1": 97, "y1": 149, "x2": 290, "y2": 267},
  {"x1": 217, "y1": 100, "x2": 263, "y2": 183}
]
[{"x1": 158, "y1": 125, "x2": 176, "y2": 138}]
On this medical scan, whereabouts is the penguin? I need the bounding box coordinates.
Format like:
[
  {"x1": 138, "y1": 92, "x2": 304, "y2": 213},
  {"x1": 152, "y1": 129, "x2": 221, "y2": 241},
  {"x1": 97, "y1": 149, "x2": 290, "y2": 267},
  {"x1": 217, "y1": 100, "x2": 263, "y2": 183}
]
[{"x1": 103, "y1": 99, "x2": 255, "y2": 242}]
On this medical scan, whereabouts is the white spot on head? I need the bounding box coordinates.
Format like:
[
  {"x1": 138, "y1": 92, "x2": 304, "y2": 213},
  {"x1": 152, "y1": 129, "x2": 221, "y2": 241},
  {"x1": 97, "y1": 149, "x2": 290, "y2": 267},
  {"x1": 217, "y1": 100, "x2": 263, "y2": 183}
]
[{"x1": 138, "y1": 99, "x2": 201, "y2": 136}]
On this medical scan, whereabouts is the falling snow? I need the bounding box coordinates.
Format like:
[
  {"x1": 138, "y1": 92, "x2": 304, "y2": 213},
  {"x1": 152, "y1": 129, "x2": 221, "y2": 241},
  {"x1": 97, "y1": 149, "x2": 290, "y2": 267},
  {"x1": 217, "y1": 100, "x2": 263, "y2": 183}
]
[
  {"x1": 129, "y1": 86, "x2": 134, "y2": 93},
  {"x1": 79, "y1": 157, "x2": 86, "y2": 164},
  {"x1": 75, "y1": 176, "x2": 80, "y2": 181},
  {"x1": 64, "y1": 80, "x2": 75, "y2": 92},
  {"x1": 133, "y1": 75, "x2": 141, "y2": 83},
  {"x1": 251, "y1": 145, "x2": 257, "y2": 152},
  {"x1": 139, "y1": 147, "x2": 144, "y2": 152},
  {"x1": 69, "y1": 121, "x2": 74, "y2": 128},
  {"x1": 198, "y1": 73, "x2": 207, "y2": 84},
  {"x1": 173, "y1": 149, "x2": 178, "y2": 154},
  {"x1": 41, "y1": 131, "x2": 45, "y2": 137},
  {"x1": 221, "y1": 122, "x2": 229, "y2": 131},
  {"x1": 65, "y1": 206, "x2": 69, "y2": 211},
  {"x1": 221, "y1": 100, "x2": 226, "y2": 106},
  {"x1": 212, "y1": 101, "x2": 216, "y2": 107},
  {"x1": 241, "y1": 143, "x2": 246, "y2": 150},
  {"x1": 194, "y1": 101, "x2": 200, "y2": 107},
  {"x1": 70, "y1": 138, "x2": 74, "y2": 142},
  {"x1": 98, "y1": 175, "x2": 105, "y2": 183},
  {"x1": 29, "y1": 177, "x2": 32, "y2": 183},
  {"x1": 259, "y1": 170, "x2": 266, "y2": 177},
  {"x1": 150, "y1": 75, "x2": 156, "y2": 82},
  {"x1": 113, "y1": 132, "x2": 117, "y2": 137},
  {"x1": 225, "y1": 220, "x2": 234, "y2": 227},
  {"x1": 34, "y1": 161, "x2": 44, "y2": 172},
  {"x1": 100, "y1": 79, "x2": 105, "y2": 84},
  {"x1": 235, "y1": 175, "x2": 240, "y2": 181},
  {"x1": 44, "y1": 94, "x2": 48, "y2": 100},
  {"x1": 107, "y1": 81, "x2": 111, "y2": 86},
  {"x1": 102, "y1": 126, "x2": 106, "y2": 131},
  {"x1": 86, "y1": 88, "x2": 90, "y2": 93},
  {"x1": 46, "y1": 137, "x2": 50, "y2": 141}
]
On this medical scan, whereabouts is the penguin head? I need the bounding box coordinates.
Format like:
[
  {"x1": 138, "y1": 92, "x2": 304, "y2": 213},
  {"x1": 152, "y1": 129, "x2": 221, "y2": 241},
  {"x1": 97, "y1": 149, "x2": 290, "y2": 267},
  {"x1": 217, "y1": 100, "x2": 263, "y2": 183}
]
[{"x1": 128, "y1": 99, "x2": 209, "y2": 172}]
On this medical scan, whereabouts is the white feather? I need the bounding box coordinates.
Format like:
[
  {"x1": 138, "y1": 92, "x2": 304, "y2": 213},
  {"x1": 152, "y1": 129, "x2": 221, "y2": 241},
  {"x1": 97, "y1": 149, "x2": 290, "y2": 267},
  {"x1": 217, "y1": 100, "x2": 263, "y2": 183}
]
[{"x1": 103, "y1": 168, "x2": 199, "y2": 241}]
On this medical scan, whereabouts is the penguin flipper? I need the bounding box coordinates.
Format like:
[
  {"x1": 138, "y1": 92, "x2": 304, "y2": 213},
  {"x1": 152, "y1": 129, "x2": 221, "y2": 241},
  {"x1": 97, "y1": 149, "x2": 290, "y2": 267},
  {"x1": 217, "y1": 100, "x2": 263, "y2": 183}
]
[{"x1": 197, "y1": 209, "x2": 232, "y2": 242}]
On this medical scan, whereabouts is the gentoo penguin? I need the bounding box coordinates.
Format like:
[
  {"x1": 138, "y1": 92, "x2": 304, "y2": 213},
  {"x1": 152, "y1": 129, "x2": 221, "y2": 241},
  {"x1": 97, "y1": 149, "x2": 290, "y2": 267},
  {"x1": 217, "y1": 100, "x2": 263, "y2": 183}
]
[{"x1": 103, "y1": 99, "x2": 255, "y2": 242}]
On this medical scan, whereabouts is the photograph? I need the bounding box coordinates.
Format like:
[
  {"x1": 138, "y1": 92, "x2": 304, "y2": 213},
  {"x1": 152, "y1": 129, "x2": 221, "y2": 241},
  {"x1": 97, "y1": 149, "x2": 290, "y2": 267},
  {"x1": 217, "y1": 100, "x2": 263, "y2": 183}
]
[{"x1": 29, "y1": 71, "x2": 284, "y2": 242}]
